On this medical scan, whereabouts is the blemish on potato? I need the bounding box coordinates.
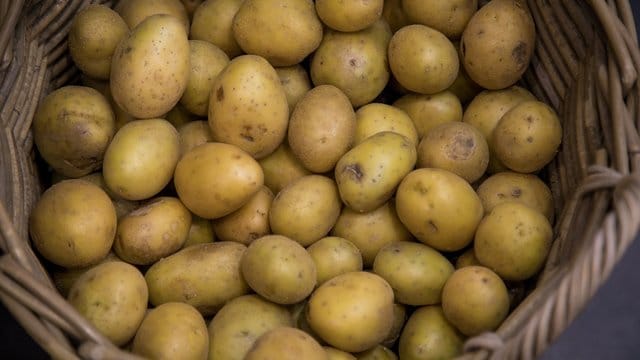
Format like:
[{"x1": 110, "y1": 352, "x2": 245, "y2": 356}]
[
  {"x1": 512, "y1": 41, "x2": 528, "y2": 67},
  {"x1": 216, "y1": 86, "x2": 224, "y2": 101},
  {"x1": 343, "y1": 163, "x2": 364, "y2": 182}
]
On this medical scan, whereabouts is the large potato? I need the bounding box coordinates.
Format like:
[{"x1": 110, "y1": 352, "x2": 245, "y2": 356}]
[
  {"x1": 30, "y1": 180, "x2": 116, "y2": 268},
  {"x1": 401, "y1": 0, "x2": 477, "y2": 39},
  {"x1": 190, "y1": 0, "x2": 244, "y2": 58},
  {"x1": 208, "y1": 55, "x2": 289, "y2": 159},
  {"x1": 208, "y1": 294, "x2": 293, "y2": 360},
  {"x1": 460, "y1": 0, "x2": 536, "y2": 89},
  {"x1": 395, "y1": 168, "x2": 483, "y2": 251},
  {"x1": 103, "y1": 119, "x2": 180, "y2": 200},
  {"x1": 174, "y1": 142, "x2": 263, "y2": 219},
  {"x1": 306, "y1": 236, "x2": 363, "y2": 285},
  {"x1": 132, "y1": 302, "x2": 209, "y2": 360},
  {"x1": 110, "y1": 14, "x2": 190, "y2": 118},
  {"x1": 398, "y1": 306, "x2": 464, "y2": 360},
  {"x1": 68, "y1": 262, "x2": 147, "y2": 346},
  {"x1": 214, "y1": 186, "x2": 273, "y2": 245},
  {"x1": 393, "y1": 91, "x2": 463, "y2": 140},
  {"x1": 354, "y1": 103, "x2": 418, "y2": 146},
  {"x1": 145, "y1": 242, "x2": 248, "y2": 315},
  {"x1": 33, "y1": 86, "x2": 115, "y2": 178},
  {"x1": 258, "y1": 142, "x2": 311, "y2": 194},
  {"x1": 245, "y1": 327, "x2": 327, "y2": 360},
  {"x1": 335, "y1": 131, "x2": 416, "y2": 213},
  {"x1": 315, "y1": 0, "x2": 383, "y2": 32},
  {"x1": 115, "y1": 0, "x2": 189, "y2": 33}
]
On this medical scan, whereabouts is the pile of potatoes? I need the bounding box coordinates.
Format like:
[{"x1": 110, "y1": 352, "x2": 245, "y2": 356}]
[{"x1": 28, "y1": 0, "x2": 563, "y2": 359}]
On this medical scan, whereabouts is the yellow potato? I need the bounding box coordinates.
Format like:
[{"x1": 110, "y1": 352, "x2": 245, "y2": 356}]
[
  {"x1": 52, "y1": 252, "x2": 122, "y2": 297},
  {"x1": 276, "y1": 64, "x2": 312, "y2": 113},
  {"x1": 382, "y1": 0, "x2": 409, "y2": 33},
  {"x1": 315, "y1": 0, "x2": 383, "y2": 32},
  {"x1": 76, "y1": 172, "x2": 140, "y2": 219},
  {"x1": 214, "y1": 186, "x2": 273, "y2": 245},
  {"x1": 181, "y1": 0, "x2": 203, "y2": 18},
  {"x1": 382, "y1": 303, "x2": 408, "y2": 347},
  {"x1": 354, "y1": 103, "x2": 418, "y2": 146},
  {"x1": 455, "y1": 248, "x2": 481, "y2": 269},
  {"x1": 324, "y1": 347, "x2": 356, "y2": 360},
  {"x1": 355, "y1": 345, "x2": 397, "y2": 360},
  {"x1": 190, "y1": 0, "x2": 244, "y2": 58},
  {"x1": 307, "y1": 236, "x2": 363, "y2": 285},
  {"x1": 401, "y1": 0, "x2": 478, "y2": 39},
  {"x1": 115, "y1": 0, "x2": 189, "y2": 33},
  {"x1": 393, "y1": 91, "x2": 463, "y2": 140},
  {"x1": 183, "y1": 215, "x2": 215, "y2": 247},
  {"x1": 258, "y1": 142, "x2": 312, "y2": 195},
  {"x1": 163, "y1": 102, "x2": 197, "y2": 128},
  {"x1": 178, "y1": 120, "x2": 214, "y2": 157},
  {"x1": 398, "y1": 306, "x2": 464, "y2": 360},
  {"x1": 245, "y1": 327, "x2": 327, "y2": 360}
]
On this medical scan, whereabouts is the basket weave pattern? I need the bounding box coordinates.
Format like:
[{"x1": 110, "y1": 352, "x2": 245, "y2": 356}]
[{"x1": 1, "y1": 1, "x2": 640, "y2": 359}]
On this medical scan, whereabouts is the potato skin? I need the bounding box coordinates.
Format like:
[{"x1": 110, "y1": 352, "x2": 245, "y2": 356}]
[
  {"x1": 178, "y1": 120, "x2": 214, "y2": 157},
  {"x1": 214, "y1": 186, "x2": 273, "y2": 245},
  {"x1": 402, "y1": 0, "x2": 477, "y2": 39},
  {"x1": 115, "y1": 0, "x2": 189, "y2": 32},
  {"x1": 276, "y1": 64, "x2": 312, "y2": 113},
  {"x1": 258, "y1": 142, "x2": 312, "y2": 194},
  {"x1": 245, "y1": 327, "x2": 327, "y2": 360},
  {"x1": 315, "y1": 0, "x2": 383, "y2": 32},
  {"x1": 393, "y1": 91, "x2": 463, "y2": 140},
  {"x1": 132, "y1": 302, "x2": 209, "y2": 360},
  {"x1": 307, "y1": 236, "x2": 363, "y2": 285},
  {"x1": 398, "y1": 306, "x2": 464, "y2": 360},
  {"x1": 190, "y1": 0, "x2": 244, "y2": 58},
  {"x1": 354, "y1": 103, "x2": 418, "y2": 146}
]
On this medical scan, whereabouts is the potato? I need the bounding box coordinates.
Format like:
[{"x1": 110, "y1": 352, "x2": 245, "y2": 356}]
[
  {"x1": 181, "y1": 0, "x2": 203, "y2": 18},
  {"x1": 269, "y1": 175, "x2": 341, "y2": 247},
  {"x1": 288, "y1": 85, "x2": 356, "y2": 173},
  {"x1": 393, "y1": 91, "x2": 463, "y2": 140},
  {"x1": 178, "y1": 120, "x2": 214, "y2": 157},
  {"x1": 180, "y1": 40, "x2": 229, "y2": 116},
  {"x1": 183, "y1": 215, "x2": 215, "y2": 247},
  {"x1": 307, "y1": 271, "x2": 394, "y2": 352},
  {"x1": 276, "y1": 65, "x2": 312, "y2": 113},
  {"x1": 33, "y1": 86, "x2": 115, "y2": 178},
  {"x1": 114, "y1": 197, "x2": 192, "y2": 265},
  {"x1": 331, "y1": 201, "x2": 411, "y2": 266},
  {"x1": 395, "y1": 168, "x2": 484, "y2": 252},
  {"x1": 290, "y1": 301, "x2": 322, "y2": 342},
  {"x1": 30, "y1": 180, "x2": 116, "y2": 268},
  {"x1": 382, "y1": 303, "x2": 408, "y2": 347},
  {"x1": 402, "y1": 0, "x2": 477, "y2": 39},
  {"x1": 307, "y1": 236, "x2": 363, "y2": 285},
  {"x1": 233, "y1": 0, "x2": 323, "y2": 67},
  {"x1": 416, "y1": 121, "x2": 489, "y2": 183},
  {"x1": 455, "y1": 248, "x2": 481, "y2": 269},
  {"x1": 398, "y1": 306, "x2": 464, "y2": 360},
  {"x1": 164, "y1": 102, "x2": 197, "y2": 128},
  {"x1": 132, "y1": 302, "x2": 208, "y2": 360},
  {"x1": 76, "y1": 172, "x2": 140, "y2": 219},
  {"x1": 68, "y1": 262, "x2": 147, "y2": 346},
  {"x1": 52, "y1": 252, "x2": 122, "y2": 298},
  {"x1": 68, "y1": 5, "x2": 129, "y2": 80},
  {"x1": 103, "y1": 119, "x2": 180, "y2": 200},
  {"x1": 324, "y1": 347, "x2": 356, "y2": 360},
  {"x1": 190, "y1": 0, "x2": 244, "y2": 58},
  {"x1": 441, "y1": 266, "x2": 510, "y2": 336},
  {"x1": 354, "y1": 103, "x2": 418, "y2": 146},
  {"x1": 460, "y1": 0, "x2": 535, "y2": 89},
  {"x1": 382, "y1": 0, "x2": 409, "y2": 33},
  {"x1": 474, "y1": 202, "x2": 552, "y2": 281},
  {"x1": 208, "y1": 294, "x2": 293, "y2": 360},
  {"x1": 145, "y1": 242, "x2": 248, "y2": 315},
  {"x1": 258, "y1": 142, "x2": 312, "y2": 194},
  {"x1": 373, "y1": 241, "x2": 454, "y2": 305},
  {"x1": 115, "y1": 0, "x2": 189, "y2": 33},
  {"x1": 315, "y1": 0, "x2": 383, "y2": 32},
  {"x1": 335, "y1": 131, "x2": 416, "y2": 213},
  {"x1": 214, "y1": 186, "x2": 273, "y2": 245},
  {"x1": 492, "y1": 100, "x2": 563, "y2": 173},
  {"x1": 447, "y1": 63, "x2": 483, "y2": 104},
  {"x1": 476, "y1": 171, "x2": 554, "y2": 221},
  {"x1": 355, "y1": 345, "x2": 397, "y2": 360},
  {"x1": 174, "y1": 142, "x2": 263, "y2": 219},
  {"x1": 388, "y1": 25, "x2": 459, "y2": 95},
  {"x1": 208, "y1": 55, "x2": 289, "y2": 159},
  {"x1": 311, "y1": 20, "x2": 391, "y2": 107},
  {"x1": 241, "y1": 235, "x2": 316, "y2": 304},
  {"x1": 245, "y1": 327, "x2": 327, "y2": 360}
]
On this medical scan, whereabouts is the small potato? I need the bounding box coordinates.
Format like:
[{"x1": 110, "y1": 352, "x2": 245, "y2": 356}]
[
  {"x1": 455, "y1": 248, "x2": 481, "y2": 269},
  {"x1": 460, "y1": 0, "x2": 536, "y2": 89},
  {"x1": 324, "y1": 347, "x2": 356, "y2": 360},
  {"x1": 132, "y1": 302, "x2": 209, "y2": 360},
  {"x1": 233, "y1": 0, "x2": 323, "y2": 67},
  {"x1": 110, "y1": 14, "x2": 190, "y2": 119},
  {"x1": 241, "y1": 235, "x2": 316, "y2": 304},
  {"x1": 335, "y1": 131, "x2": 416, "y2": 213},
  {"x1": 288, "y1": 85, "x2": 356, "y2": 173},
  {"x1": 389, "y1": 25, "x2": 459, "y2": 95},
  {"x1": 245, "y1": 327, "x2": 327, "y2": 360},
  {"x1": 276, "y1": 65, "x2": 312, "y2": 113},
  {"x1": 115, "y1": 0, "x2": 189, "y2": 33},
  {"x1": 442, "y1": 266, "x2": 510, "y2": 336},
  {"x1": 373, "y1": 241, "x2": 454, "y2": 305},
  {"x1": 180, "y1": 40, "x2": 229, "y2": 116},
  {"x1": 258, "y1": 142, "x2": 312, "y2": 194},
  {"x1": 214, "y1": 186, "x2": 273, "y2": 245},
  {"x1": 315, "y1": 0, "x2": 383, "y2": 32},
  {"x1": 190, "y1": 0, "x2": 244, "y2": 58},
  {"x1": 307, "y1": 237, "x2": 363, "y2": 285},
  {"x1": 354, "y1": 103, "x2": 418, "y2": 146},
  {"x1": 307, "y1": 271, "x2": 394, "y2": 353},
  {"x1": 174, "y1": 142, "x2": 263, "y2": 219},
  {"x1": 395, "y1": 168, "x2": 484, "y2": 252},
  {"x1": 393, "y1": 91, "x2": 463, "y2": 140},
  {"x1": 382, "y1": 0, "x2": 409, "y2": 33},
  {"x1": 417, "y1": 121, "x2": 489, "y2": 183},
  {"x1": 208, "y1": 55, "x2": 289, "y2": 159},
  {"x1": 398, "y1": 306, "x2": 464, "y2": 360},
  {"x1": 114, "y1": 197, "x2": 192, "y2": 265},
  {"x1": 183, "y1": 215, "x2": 215, "y2": 247},
  {"x1": 474, "y1": 202, "x2": 552, "y2": 281},
  {"x1": 477, "y1": 171, "x2": 554, "y2": 221},
  {"x1": 492, "y1": 100, "x2": 563, "y2": 173},
  {"x1": 269, "y1": 175, "x2": 341, "y2": 247},
  {"x1": 178, "y1": 120, "x2": 214, "y2": 157},
  {"x1": 331, "y1": 201, "x2": 412, "y2": 267},
  {"x1": 145, "y1": 242, "x2": 248, "y2": 315},
  {"x1": 33, "y1": 86, "x2": 115, "y2": 178},
  {"x1": 402, "y1": 0, "x2": 478, "y2": 39},
  {"x1": 208, "y1": 294, "x2": 293, "y2": 360},
  {"x1": 355, "y1": 345, "x2": 397, "y2": 360},
  {"x1": 30, "y1": 180, "x2": 116, "y2": 268},
  {"x1": 68, "y1": 5, "x2": 129, "y2": 80},
  {"x1": 103, "y1": 119, "x2": 180, "y2": 200},
  {"x1": 68, "y1": 262, "x2": 147, "y2": 346}
]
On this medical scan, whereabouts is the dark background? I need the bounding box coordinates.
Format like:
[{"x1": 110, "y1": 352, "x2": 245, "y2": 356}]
[{"x1": 2, "y1": 3, "x2": 640, "y2": 360}]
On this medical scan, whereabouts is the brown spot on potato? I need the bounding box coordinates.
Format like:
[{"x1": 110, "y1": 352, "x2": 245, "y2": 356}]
[
  {"x1": 526, "y1": 136, "x2": 534, "y2": 143},
  {"x1": 512, "y1": 41, "x2": 528, "y2": 67},
  {"x1": 343, "y1": 163, "x2": 364, "y2": 182},
  {"x1": 427, "y1": 220, "x2": 438, "y2": 233},
  {"x1": 216, "y1": 86, "x2": 224, "y2": 101},
  {"x1": 512, "y1": 188, "x2": 522, "y2": 197}
]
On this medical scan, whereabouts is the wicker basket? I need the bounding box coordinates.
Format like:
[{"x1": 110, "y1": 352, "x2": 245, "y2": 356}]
[{"x1": 1, "y1": 1, "x2": 640, "y2": 359}]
